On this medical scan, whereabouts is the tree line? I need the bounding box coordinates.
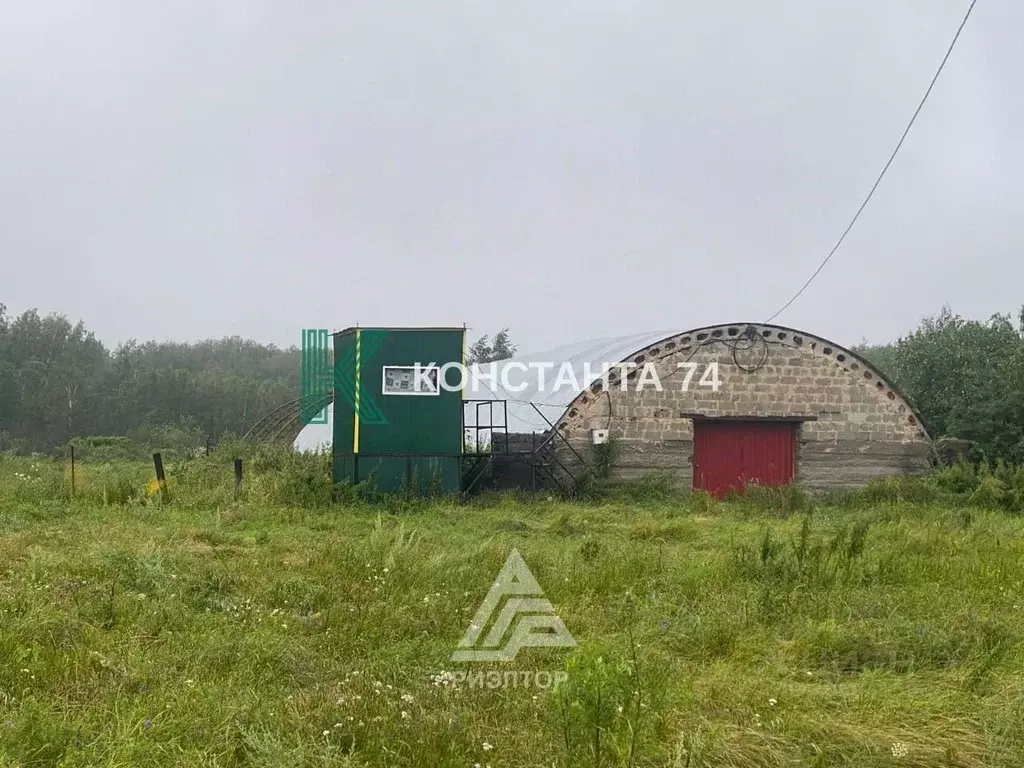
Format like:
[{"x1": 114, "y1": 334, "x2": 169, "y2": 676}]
[
  {"x1": 0, "y1": 306, "x2": 520, "y2": 457},
  {"x1": 0, "y1": 304, "x2": 300, "y2": 454},
  {"x1": 2, "y1": 302, "x2": 1022, "y2": 463}
]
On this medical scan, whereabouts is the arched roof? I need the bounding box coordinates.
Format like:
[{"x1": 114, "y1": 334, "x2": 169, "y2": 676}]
[{"x1": 547, "y1": 322, "x2": 930, "y2": 440}]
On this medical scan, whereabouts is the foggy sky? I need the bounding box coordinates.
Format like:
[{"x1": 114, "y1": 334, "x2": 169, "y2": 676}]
[{"x1": 2, "y1": 1, "x2": 1020, "y2": 354}]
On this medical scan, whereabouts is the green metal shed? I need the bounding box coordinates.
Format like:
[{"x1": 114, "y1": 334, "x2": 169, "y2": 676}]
[{"x1": 332, "y1": 326, "x2": 465, "y2": 494}]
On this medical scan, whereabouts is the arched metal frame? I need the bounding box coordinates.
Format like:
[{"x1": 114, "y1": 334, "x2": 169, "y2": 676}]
[{"x1": 243, "y1": 390, "x2": 334, "y2": 445}]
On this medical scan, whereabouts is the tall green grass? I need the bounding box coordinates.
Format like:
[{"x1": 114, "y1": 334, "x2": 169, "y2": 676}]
[
  {"x1": 1, "y1": 454, "x2": 1024, "y2": 765},
  {"x1": 0, "y1": 444, "x2": 337, "y2": 511}
]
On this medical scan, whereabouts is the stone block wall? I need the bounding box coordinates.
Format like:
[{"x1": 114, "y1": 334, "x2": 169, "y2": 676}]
[{"x1": 550, "y1": 325, "x2": 932, "y2": 491}]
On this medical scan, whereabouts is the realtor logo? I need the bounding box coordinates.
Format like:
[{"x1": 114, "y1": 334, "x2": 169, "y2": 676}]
[
  {"x1": 300, "y1": 328, "x2": 390, "y2": 426},
  {"x1": 452, "y1": 550, "x2": 576, "y2": 662},
  {"x1": 300, "y1": 329, "x2": 331, "y2": 425}
]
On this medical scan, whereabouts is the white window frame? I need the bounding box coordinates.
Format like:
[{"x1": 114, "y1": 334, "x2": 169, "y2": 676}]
[{"x1": 381, "y1": 365, "x2": 440, "y2": 396}]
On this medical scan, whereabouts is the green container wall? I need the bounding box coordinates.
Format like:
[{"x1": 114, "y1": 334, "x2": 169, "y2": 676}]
[{"x1": 332, "y1": 327, "x2": 465, "y2": 494}]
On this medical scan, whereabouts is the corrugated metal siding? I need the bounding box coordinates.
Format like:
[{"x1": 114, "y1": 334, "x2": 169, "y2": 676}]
[
  {"x1": 333, "y1": 328, "x2": 465, "y2": 493},
  {"x1": 693, "y1": 421, "x2": 796, "y2": 497}
]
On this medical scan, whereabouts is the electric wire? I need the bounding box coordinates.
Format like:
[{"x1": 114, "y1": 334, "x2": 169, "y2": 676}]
[{"x1": 764, "y1": 0, "x2": 979, "y2": 324}]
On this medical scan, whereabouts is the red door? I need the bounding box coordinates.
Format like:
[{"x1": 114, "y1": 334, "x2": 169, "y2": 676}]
[{"x1": 693, "y1": 420, "x2": 796, "y2": 497}]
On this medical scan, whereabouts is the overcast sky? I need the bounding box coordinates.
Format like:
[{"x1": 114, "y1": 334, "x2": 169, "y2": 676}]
[{"x1": 1, "y1": 1, "x2": 1019, "y2": 354}]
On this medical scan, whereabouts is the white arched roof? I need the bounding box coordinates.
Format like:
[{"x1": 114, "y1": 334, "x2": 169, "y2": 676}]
[
  {"x1": 292, "y1": 404, "x2": 333, "y2": 452},
  {"x1": 464, "y1": 330, "x2": 676, "y2": 434}
]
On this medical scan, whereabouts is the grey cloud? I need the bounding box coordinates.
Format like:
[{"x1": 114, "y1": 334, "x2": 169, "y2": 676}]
[{"x1": 1, "y1": 0, "x2": 1018, "y2": 352}]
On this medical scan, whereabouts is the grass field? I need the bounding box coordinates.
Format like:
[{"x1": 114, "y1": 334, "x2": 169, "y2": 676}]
[{"x1": 1, "y1": 453, "x2": 1024, "y2": 766}]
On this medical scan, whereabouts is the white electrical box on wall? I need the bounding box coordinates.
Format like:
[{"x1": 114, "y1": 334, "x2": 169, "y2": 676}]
[{"x1": 591, "y1": 429, "x2": 609, "y2": 445}]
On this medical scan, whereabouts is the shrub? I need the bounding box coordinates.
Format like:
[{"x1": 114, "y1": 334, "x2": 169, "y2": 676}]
[
  {"x1": 68, "y1": 435, "x2": 139, "y2": 462},
  {"x1": 969, "y1": 475, "x2": 1008, "y2": 510},
  {"x1": 934, "y1": 460, "x2": 980, "y2": 494}
]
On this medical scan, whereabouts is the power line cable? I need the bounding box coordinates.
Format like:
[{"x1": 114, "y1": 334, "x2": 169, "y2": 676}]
[{"x1": 764, "y1": 0, "x2": 979, "y2": 324}]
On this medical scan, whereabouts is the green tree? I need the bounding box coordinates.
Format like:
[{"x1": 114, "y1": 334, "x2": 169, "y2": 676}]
[
  {"x1": 467, "y1": 328, "x2": 517, "y2": 364},
  {"x1": 852, "y1": 339, "x2": 898, "y2": 380},
  {"x1": 891, "y1": 305, "x2": 1024, "y2": 461}
]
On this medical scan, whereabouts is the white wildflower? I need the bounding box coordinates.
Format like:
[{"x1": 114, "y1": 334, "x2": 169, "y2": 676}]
[{"x1": 431, "y1": 670, "x2": 457, "y2": 687}]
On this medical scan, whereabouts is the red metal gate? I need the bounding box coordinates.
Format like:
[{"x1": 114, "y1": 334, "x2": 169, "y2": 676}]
[{"x1": 693, "y1": 420, "x2": 796, "y2": 497}]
